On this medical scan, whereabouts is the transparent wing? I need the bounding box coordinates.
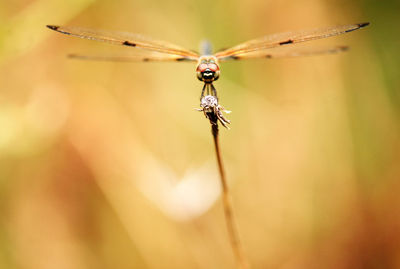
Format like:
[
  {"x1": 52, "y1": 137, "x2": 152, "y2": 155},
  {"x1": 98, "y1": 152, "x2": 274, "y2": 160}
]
[
  {"x1": 46, "y1": 25, "x2": 200, "y2": 60},
  {"x1": 67, "y1": 52, "x2": 196, "y2": 62},
  {"x1": 215, "y1": 22, "x2": 369, "y2": 59},
  {"x1": 220, "y1": 45, "x2": 349, "y2": 61}
]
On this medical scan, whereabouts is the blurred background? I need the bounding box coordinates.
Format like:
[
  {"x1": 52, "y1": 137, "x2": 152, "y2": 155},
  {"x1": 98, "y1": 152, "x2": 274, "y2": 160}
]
[{"x1": 0, "y1": 0, "x2": 399, "y2": 268}]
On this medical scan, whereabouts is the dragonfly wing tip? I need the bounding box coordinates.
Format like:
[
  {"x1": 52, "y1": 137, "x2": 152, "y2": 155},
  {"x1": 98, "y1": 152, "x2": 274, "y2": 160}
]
[
  {"x1": 46, "y1": 25, "x2": 59, "y2": 31},
  {"x1": 359, "y1": 22, "x2": 370, "y2": 28}
]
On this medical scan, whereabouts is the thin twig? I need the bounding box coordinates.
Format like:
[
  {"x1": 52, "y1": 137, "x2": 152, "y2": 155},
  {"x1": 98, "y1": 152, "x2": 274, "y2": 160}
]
[
  {"x1": 198, "y1": 94, "x2": 249, "y2": 268},
  {"x1": 211, "y1": 123, "x2": 250, "y2": 269}
]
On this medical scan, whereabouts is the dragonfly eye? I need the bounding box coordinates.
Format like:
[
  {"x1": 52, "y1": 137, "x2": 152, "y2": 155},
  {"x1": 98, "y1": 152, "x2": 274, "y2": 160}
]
[
  {"x1": 196, "y1": 63, "x2": 220, "y2": 82},
  {"x1": 197, "y1": 68, "x2": 220, "y2": 82}
]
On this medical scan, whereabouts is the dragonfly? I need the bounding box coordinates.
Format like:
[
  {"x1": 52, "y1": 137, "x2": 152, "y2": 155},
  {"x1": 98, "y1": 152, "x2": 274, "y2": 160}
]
[{"x1": 46, "y1": 22, "x2": 369, "y2": 127}]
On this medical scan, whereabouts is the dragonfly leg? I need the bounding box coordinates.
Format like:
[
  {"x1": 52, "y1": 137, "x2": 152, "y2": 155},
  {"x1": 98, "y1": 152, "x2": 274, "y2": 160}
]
[
  {"x1": 210, "y1": 84, "x2": 218, "y2": 100},
  {"x1": 200, "y1": 83, "x2": 207, "y2": 100},
  {"x1": 206, "y1": 84, "x2": 211, "y2": 96},
  {"x1": 200, "y1": 83, "x2": 218, "y2": 101}
]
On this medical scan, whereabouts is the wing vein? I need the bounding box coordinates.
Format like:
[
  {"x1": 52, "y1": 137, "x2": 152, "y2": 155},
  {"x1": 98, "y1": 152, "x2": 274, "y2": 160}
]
[
  {"x1": 47, "y1": 25, "x2": 199, "y2": 59},
  {"x1": 215, "y1": 22, "x2": 369, "y2": 59}
]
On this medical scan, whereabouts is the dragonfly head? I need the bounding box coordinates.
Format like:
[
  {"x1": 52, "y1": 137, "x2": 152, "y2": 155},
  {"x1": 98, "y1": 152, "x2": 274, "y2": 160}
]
[{"x1": 196, "y1": 56, "x2": 220, "y2": 83}]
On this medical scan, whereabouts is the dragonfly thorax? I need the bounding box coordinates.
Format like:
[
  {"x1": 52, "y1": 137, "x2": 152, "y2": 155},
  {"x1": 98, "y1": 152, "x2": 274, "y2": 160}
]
[{"x1": 196, "y1": 56, "x2": 220, "y2": 83}]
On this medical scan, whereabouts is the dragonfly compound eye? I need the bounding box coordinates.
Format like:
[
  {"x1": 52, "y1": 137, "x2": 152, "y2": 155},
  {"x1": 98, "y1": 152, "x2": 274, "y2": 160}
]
[
  {"x1": 196, "y1": 66, "x2": 220, "y2": 82},
  {"x1": 206, "y1": 63, "x2": 220, "y2": 81}
]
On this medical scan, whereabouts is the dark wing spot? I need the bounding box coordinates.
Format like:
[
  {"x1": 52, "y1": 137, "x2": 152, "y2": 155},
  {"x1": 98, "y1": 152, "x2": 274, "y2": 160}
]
[
  {"x1": 229, "y1": 55, "x2": 240, "y2": 60},
  {"x1": 265, "y1": 54, "x2": 272, "y2": 58},
  {"x1": 358, "y1": 22, "x2": 370, "y2": 28},
  {"x1": 143, "y1": 58, "x2": 150, "y2": 62},
  {"x1": 46, "y1": 25, "x2": 59, "y2": 31},
  {"x1": 123, "y1": 41, "x2": 136, "y2": 47},
  {"x1": 176, "y1": 58, "x2": 187, "y2": 61},
  {"x1": 337, "y1": 45, "x2": 349, "y2": 51},
  {"x1": 345, "y1": 22, "x2": 370, "y2": 33},
  {"x1": 46, "y1": 25, "x2": 70, "y2": 35},
  {"x1": 279, "y1": 39, "x2": 293, "y2": 45}
]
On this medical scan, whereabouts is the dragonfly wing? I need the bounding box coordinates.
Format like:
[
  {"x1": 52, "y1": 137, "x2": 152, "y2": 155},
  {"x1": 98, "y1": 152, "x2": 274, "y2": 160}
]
[
  {"x1": 47, "y1": 25, "x2": 199, "y2": 60},
  {"x1": 215, "y1": 22, "x2": 369, "y2": 59},
  {"x1": 219, "y1": 45, "x2": 349, "y2": 61},
  {"x1": 67, "y1": 52, "x2": 196, "y2": 62}
]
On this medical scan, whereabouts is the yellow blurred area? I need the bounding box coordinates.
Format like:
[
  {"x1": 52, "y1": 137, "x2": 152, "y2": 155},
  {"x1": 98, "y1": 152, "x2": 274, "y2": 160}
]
[{"x1": 1, "y1": 0, "x2": 400, "y2": 268}]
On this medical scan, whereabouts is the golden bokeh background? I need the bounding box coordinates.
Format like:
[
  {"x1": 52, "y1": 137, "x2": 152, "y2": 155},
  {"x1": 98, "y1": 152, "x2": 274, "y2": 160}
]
[{"x1": 1, "y1": 0, "x2": 399, "y2": 268}]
